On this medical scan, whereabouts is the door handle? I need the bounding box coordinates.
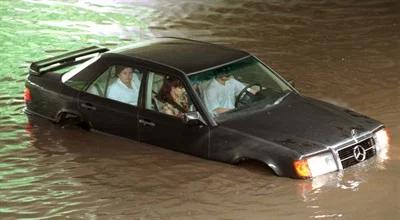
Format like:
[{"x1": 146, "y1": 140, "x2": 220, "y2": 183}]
[
  {"x1": 139, "y1": 119, "x2": 156, "y2": 127},
  {"x1": 81, "y1": 103, "x2": 96, "y2": 111}
]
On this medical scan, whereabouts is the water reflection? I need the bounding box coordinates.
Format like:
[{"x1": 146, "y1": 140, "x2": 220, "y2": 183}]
[
  {"x1": 20, "y1": 116, "x2": 301, "y2": 218},
  {"x1": 298, "y1": 155, "x2": 391, "y2": 200},
  {"x1": 28, "y1": 0, "x2": 153, "y2": 38},
  {"x1": 21, "y1": 115, "x2": 392, "y2": 219},
  {"x1": 26, "y1": 113, "x2": 390, "y2": 197}
]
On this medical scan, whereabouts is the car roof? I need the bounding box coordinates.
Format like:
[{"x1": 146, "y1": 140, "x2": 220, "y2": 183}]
[{"x1": 109, "y1": 38, "x2": 250, "y2": 74}]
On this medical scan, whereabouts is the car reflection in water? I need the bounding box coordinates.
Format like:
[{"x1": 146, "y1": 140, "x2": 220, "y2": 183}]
[
  {"x1": 296, "y1": 153, "x2": 389, "y2": 200},
  {"x1": 25, "y1": 114, "x2": 391, "y2": 202}
]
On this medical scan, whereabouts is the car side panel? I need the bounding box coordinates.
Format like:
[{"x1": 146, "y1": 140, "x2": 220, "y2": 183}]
[
  {"x1": 208, "y1": 125, "x2": 301, "y2": 178},
  {"x1": 78, "y1": 92, "x2": 140, "y2": 140},
  {"x1": 138, "y1": 109, "x2": 210, "y2": 158},
  {"x1": 25, "y1": 73, "x2": 79, "y2": 121}
]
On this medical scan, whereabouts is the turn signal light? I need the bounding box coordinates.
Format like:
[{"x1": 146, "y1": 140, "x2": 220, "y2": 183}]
[{"x1": 294, "y1": 160, "x2": 311, "y2": 178}]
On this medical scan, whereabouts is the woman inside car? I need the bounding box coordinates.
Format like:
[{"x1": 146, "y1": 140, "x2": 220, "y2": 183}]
[{"x1": 157, "y1": 77, "x2": 189, "y2": 118}]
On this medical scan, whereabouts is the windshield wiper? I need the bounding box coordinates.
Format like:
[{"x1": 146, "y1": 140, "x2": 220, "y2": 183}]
[
  {"x1": 273, "y1": 91, "x2": 291, "y2": 105},
  {"x1": 261, "y1": 91, "x2": 291, "y2": 110}
]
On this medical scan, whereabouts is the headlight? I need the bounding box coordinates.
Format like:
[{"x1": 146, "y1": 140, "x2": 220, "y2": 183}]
[
  {"x1": 373, "y1": 128, "x2": 390, "y2": 160},
  {"x1": 294, "y1": 152, "x2": 338, "y2": 178}
]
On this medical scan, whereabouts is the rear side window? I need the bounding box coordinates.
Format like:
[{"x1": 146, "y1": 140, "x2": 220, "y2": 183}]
[
  {"x1": 86, "y1": 66, "x2": 115, "y2": 97},
  {"x1": 86, "y1": 65, "x2": 142, "y2": 106},
  {"x1": 62, "y1": 56, "x2": 100, "y2": 91}
]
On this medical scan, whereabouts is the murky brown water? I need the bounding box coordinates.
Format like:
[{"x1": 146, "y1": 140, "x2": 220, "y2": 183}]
[{"x1": 1, "y1": 0, "x2": 399, "y2": 219}]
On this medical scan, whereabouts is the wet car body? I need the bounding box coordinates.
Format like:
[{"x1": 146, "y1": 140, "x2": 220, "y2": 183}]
[{"x1": 24, "y1": 38, "x2": 388, "y2": 178}]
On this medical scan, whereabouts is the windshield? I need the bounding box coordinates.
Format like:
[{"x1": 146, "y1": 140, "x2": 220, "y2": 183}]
[{"x1": 188, "y1": 56, "x2": 294, "y2": 121}]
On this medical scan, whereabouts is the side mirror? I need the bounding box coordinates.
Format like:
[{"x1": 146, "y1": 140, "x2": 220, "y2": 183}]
[{"x1": 183, "y1": 111, "x2": 206, "y2": 126}]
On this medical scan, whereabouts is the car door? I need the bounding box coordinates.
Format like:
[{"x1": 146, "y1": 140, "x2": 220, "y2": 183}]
[
  {"x1": 78, "y1": 64, "x2": 144, "y2": 140},
  {"x1": 138, "y1": 71, "x2": 210, "y2": 158}
]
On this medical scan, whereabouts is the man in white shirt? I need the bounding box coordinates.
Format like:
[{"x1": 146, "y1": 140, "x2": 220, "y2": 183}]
[
  {"x1": 203, "y1": 73, "x2": 246, "y2": 115},
  {"x1": 107, "y1": 67, "x2": 141, "y2": 105}
]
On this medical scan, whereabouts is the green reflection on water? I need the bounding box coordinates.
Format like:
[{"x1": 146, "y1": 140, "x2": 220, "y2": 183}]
[
  {"x1": 0, "y1": 1, "x2": 152, "y2": 216},
  {"x1": 0, "y1": 0, "x2": 151, "y2": 76},
  {"x1": 0, "y1": 0, "x2": 152, "y2": 135}
]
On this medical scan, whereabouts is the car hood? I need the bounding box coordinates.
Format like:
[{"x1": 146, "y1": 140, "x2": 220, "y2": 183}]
[{"x1": 219, "y1": 93, "x2": 382, "y2": 156}]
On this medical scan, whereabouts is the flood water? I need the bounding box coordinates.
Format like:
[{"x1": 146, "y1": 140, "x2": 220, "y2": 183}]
[{"x1": 1, "y1": 0, "x2": 399, "y2": 219}]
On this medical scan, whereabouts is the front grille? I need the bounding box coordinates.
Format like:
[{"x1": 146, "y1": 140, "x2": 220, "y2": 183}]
[{"x1": 337, "y1": 138, "x2": 376, "y2": 168}]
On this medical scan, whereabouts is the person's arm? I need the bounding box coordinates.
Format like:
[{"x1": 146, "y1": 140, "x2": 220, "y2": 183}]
[
  {"x1": 106, "y1": 84, "x2": 119, "y2": 100},
  {"x1": 213, "y1": 107, "x2": 231, "y2": 114},
  {"x1": 232, "y1": 79, "x2": 257, "y2": 95},
  {"x1": 132, "y1": 73, "x2": 141, "y2": 89},
  {"x1": 107, "y1": 82, "x2": 130, "y2": 104},
  {"x1": 204, "y1": 88, "x2": 233, "y2": 114},
  {"x1": 232, "y1": 78, "x2": 246, "y2": 96},
  {"x1": 203, "y1": 86, "x2": 222, "y2": 114},
  {"x1": 162, "y1": 105, "x2": 175, "y2": 116}
]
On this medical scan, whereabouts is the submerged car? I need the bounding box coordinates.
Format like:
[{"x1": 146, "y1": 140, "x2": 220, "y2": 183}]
[{"x1": 24, "y1": 37, "x2": 389, "y2": 178}]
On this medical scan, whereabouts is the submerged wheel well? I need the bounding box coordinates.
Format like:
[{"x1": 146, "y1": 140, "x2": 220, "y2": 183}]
[
  {"x1": 234, "y1": 157, "x2": 280, "y2": 176},
  {"x1": 56, "y1": 111, "x2": 78, "y2": 122},
  {"x1": 56, "y1": 111, "x2": 89, "y2": 129}
]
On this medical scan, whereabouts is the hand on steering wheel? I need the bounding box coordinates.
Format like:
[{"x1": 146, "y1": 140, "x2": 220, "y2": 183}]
[{"x1": 235, "y1": 83, "x2": 262, "y2": 108}]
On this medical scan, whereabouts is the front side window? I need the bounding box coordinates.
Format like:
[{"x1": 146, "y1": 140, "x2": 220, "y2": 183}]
[
  {"x1": 188, "y1": 56, "x2": 293, "y2": 120},
  {"x1": 144, "y1": 72, "x2": 196, "y2": 118},
  {"x1": 86, "y1": 65, "x2": 142, "y2": 106}
]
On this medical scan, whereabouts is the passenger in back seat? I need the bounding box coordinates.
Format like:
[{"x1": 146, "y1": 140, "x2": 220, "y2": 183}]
[{"x1": 107, "y1": 66, "x2": 141, "y2": 105}]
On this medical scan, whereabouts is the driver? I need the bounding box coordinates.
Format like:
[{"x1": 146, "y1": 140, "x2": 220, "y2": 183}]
[{"x1": 202, "y1": 70, "x2": 246, "y2": 115}]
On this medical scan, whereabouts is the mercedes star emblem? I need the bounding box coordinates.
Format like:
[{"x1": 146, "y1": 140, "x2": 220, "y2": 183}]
[
  {"x1": 353, "y1": 145, "x2": 367, "y2": 162},
  {"x1": 351, "y1": 129, "x2": 357, "y2": 138}
]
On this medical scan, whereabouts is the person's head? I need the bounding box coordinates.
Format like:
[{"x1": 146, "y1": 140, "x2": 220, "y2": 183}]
[
  {"x1": 214, "y1": 66, "x2": 233, "y2": 84},
  {"x1": 158, "y1": 77, "x2": 185, "y2": 102},
  {"x1": 116, "y1": 66, "x2": 133, "y2": 85},
  {"x1": 216, "y1": 72, "x2": 232, "y2": 84}
]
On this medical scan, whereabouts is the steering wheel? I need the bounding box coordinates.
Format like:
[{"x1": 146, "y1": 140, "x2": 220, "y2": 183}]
[{"x1": 235, "y1": 83, "x2": 262, "y2": 108}]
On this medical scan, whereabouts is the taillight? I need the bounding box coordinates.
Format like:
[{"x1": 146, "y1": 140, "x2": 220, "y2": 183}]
[{"x1": 24, "y1": 87, "x2": 32, "y2": 102}]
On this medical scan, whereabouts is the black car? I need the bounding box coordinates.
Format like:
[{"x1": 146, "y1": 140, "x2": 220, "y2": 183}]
[{"x1": 24, "y1": 37, "x2": 390, "y2": 178}]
